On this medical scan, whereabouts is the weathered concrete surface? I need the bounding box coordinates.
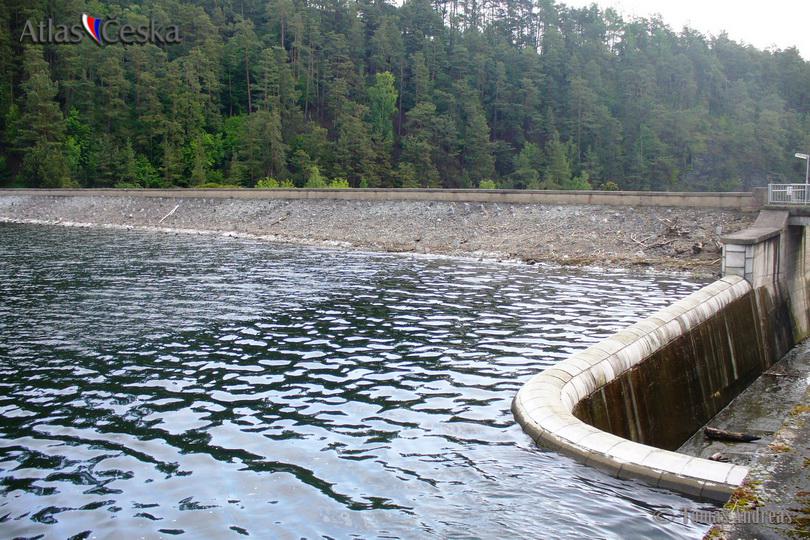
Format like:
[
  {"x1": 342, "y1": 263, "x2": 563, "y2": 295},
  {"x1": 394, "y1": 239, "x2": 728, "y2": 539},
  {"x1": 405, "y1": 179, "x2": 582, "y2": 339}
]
[
  {"x1": 573, "y1": 286, "x2": 791, "y2": 453},
  {"x1": 784, "y1": 223, "x2": 810, "y2": 343},
  {"x1": 722, "y1": 211, "x2": 810, "y2": 347},
  {"x1": 679, "y1": 338, "x2": 810, "y2": 467},
  {"x1": 504, "y1": 202, "x2": 806, "y2": 507},
  {"x1": 703, "y1": 340, "x2": 810, "y2": 539},
  {"x1": 722, "y1": 210, "x2": 787, "y2": 246},
  {"x1": 0, "y1": 192, "x2": 755, "y2": 274},
  {"x1": 512, "y1": 277, "x2": 759, "y2": 501}
]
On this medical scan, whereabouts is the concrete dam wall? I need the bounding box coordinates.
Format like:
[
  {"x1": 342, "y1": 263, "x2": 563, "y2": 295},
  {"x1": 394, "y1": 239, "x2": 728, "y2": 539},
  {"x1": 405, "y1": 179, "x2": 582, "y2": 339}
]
[
  {"x1": 512, "y1": 276, "x2": 790, "y2": 501},
  {"x1": 513, "y1": 210, "x2": 809, "y2": 501},
  {"x1": 572, "y1": 284, "x2": 792, "y2": 452}
]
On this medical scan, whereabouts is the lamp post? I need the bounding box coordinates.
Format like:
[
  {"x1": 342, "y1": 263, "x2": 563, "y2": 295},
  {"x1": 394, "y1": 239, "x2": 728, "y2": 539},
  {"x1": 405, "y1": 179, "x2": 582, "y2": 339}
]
[{"x1": 796, "y1": 152, "x2": 809, "y2": 203}]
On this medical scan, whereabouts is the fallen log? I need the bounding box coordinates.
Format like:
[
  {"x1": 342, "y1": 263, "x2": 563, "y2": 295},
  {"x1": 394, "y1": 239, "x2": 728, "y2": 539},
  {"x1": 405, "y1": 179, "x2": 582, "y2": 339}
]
[{"x1": 704, "y1": 426, "x2": 761, "y2": 443}]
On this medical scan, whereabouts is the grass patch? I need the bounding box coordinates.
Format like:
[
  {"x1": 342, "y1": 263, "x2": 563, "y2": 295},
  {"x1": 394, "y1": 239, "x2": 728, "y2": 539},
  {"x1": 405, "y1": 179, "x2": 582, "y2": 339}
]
[
  {"x1": 770, "y1": 442, "x2": 793, "y2": 453},
  {"x1": 725, "y1": 480, "x2": 764, "y2": 512},
  {"x1": 790, "y1": 404, "x2": 810, "y2": 417}
]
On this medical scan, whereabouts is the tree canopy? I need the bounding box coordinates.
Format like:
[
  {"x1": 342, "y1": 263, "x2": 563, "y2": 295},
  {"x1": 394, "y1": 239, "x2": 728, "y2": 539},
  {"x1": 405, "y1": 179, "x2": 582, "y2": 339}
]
[{"x1": 2, "y1": 0, "x2": 809, "y2": 191}]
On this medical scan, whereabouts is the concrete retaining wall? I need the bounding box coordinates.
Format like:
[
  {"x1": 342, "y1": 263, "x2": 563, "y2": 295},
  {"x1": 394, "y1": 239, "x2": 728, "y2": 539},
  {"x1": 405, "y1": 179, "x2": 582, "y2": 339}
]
[
  {"x1": 0, "y1": 188, "x2": 759, "y2": 210},
  {"x1": 784, "y1": 224, "x2": 810, "y2": 341},
  {"x1": 573, "y1": 286, "x2": 791, "y2": 450},
  {"x1": 512, "y1": 276, "x2": 788, "y2": 501},
  {"x1": 722, "y1": 210, "x2": 807, "y2": 347}
]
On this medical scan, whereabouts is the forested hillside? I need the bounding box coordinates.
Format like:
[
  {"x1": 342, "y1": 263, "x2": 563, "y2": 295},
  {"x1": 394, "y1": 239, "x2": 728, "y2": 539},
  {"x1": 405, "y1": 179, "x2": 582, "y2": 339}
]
[{"x1": 1, "y1": 0, "x2": 809, "y2": 191}]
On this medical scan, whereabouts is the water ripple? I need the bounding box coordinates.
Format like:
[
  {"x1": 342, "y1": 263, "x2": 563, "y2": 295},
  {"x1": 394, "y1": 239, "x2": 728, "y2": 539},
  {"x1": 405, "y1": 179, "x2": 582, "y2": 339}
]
[{"x1": 0, "y1": 223, "x2": 717, "y2": 539}]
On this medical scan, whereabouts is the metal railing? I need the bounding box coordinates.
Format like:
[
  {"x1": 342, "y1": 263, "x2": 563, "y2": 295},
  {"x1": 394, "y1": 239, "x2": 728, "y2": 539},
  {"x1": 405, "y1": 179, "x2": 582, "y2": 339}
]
[{"x1": 768, "y1": 183, "x2": 810, "y2": 205}]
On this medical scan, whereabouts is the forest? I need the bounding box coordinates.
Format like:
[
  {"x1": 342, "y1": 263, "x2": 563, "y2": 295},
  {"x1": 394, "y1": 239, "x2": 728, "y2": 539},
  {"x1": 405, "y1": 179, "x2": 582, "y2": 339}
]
[{"x1": 1, "y1": 0, "x2": 810, "y2": 191}]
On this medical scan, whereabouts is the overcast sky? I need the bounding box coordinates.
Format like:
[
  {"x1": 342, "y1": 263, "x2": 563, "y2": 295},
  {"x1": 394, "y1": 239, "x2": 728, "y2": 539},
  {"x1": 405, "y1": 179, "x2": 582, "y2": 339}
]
[{"x1": 562, "y1": 0, "x2": 810, "y2": 59}]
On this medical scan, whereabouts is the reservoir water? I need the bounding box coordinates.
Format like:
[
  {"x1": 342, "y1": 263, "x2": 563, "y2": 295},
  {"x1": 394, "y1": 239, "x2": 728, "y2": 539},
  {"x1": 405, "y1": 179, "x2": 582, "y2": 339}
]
[{"x1": 0, "y1": 223, "x2": 716, "y2": 539}]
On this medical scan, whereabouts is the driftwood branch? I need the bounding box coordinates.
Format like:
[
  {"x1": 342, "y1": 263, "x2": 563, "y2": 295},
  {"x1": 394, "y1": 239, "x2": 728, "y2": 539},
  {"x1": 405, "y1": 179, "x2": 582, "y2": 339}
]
[
  {"x1": 629, "y1": 233, "x2": 656, "y2": 246},
  {"x1": 158, "y1": 204, "x2": 180, "y2": 224},
  {"x1": 268, "y1": 212, "x2": 290, "y2": 227},
  {"x1": 704, "y1": 426, "x2": 761, "y2": 443},
  {"x1": 648, "y1": 238, "x2": 676, "y2": 249}
]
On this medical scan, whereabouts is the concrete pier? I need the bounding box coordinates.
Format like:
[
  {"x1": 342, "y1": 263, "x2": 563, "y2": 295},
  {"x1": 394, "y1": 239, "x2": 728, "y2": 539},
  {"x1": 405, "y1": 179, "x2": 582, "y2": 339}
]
[{"x1": 722, "y1": 209, "x2": 810, "y2": 343}]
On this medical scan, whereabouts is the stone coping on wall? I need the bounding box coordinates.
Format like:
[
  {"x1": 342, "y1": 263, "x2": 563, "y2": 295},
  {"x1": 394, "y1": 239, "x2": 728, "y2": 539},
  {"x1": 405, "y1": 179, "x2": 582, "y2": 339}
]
[
  {"x1": 512, "y1": 276, "x2": 753, "y2": 501},
  {"x1": 0, "y1": 188, "x2": 759, "y2": 210},
  {"x1": 722, "y1": 210, "x2": 788, "y2": 245},
  {"x1": 722, "y1": 227, "x2": 782, "y2": 245}
]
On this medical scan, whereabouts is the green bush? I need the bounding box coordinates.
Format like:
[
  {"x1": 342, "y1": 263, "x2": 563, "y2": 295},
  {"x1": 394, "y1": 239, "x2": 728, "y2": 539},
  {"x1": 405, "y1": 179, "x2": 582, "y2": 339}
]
[
  {"x1": 134, "y1": 155, "x2": 162, "y2": 187},
  {"x1": 197, "y1": 182, "x2": 242, "y2": 188},
  {"x1": 565, "y1": 172, "x2": 592, "y2": 191},
  {"x1": 205, "y1": 169, "x2": 225, "y2": 185},
  {"x1": 328, "y1": 177, "x2": 350, "y2": 189},
  {"x1": 256, "y1": 177, "x2": 278, "y2": 188},
  {"x1": 601, "y1": 181, "x2": 619, "y2": 191},
  {"x1": 478, "y1": 179, "x2": 497, "y2": 189},
  {"x1": 114, "y1": 181, "x2": 142, "y2": 189},
  {"x1": 257, "y1": 177, "x2": 295, "y2": 189},
  {"x1": 304, "y1": 165, "x2": 328, "y2": 188}
]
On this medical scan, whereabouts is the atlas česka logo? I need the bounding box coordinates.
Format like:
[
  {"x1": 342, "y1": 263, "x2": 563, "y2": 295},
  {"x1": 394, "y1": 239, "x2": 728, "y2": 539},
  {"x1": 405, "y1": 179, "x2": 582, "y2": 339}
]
[{"x1": 20, "y1": 13, "x2": 181, "y2": 45}]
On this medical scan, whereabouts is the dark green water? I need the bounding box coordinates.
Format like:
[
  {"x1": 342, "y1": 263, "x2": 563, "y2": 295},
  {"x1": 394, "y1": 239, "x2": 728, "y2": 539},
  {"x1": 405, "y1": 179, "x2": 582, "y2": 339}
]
[{"x1": 0, "y1": 223, "x2": 716, "y2": 539}]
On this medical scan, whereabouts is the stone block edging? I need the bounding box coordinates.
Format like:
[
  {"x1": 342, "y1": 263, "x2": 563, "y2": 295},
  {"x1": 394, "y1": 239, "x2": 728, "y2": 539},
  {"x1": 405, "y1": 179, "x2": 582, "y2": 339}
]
[{"x1": 512, "y1": 276, "x2": 752, "y2": 501}]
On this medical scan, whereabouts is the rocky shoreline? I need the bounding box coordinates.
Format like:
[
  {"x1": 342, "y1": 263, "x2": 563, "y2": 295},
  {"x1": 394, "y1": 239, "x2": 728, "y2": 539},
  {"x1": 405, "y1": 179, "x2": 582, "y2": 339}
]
[{"x1": 0, "y1": 194, "x2": 755, "y2": 275}]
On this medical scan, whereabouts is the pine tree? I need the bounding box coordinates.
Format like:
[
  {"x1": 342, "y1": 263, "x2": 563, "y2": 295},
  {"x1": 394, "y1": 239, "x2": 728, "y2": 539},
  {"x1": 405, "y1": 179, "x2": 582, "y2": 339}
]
[
  {"x1": 15, "y1": 47, "x2": 71, "y2": 187},
  {"x1": 400, "y1": 101, "x2": 442, "y2": 187},
  {"x1": 367, "y1": 72, "x2": 398, "y2": 145},
  {"x1": 457, "y1": 82, "x2": 494, "y2": 186},
  {"x1": 334, "y1": 103, "x2": 376, "y2": 186},
  {"x1": 0, "y1": 0, "x2": 14, "y2": 175},
  {"x1": 510, "y1": 142, "x2": 542, "y2": 189},
  {"x1": 544, "y1": 130, "x2": 572, "y2": 188},
  {"x1": 239, "y1": 108, "x2": 287, "y2": 183}
]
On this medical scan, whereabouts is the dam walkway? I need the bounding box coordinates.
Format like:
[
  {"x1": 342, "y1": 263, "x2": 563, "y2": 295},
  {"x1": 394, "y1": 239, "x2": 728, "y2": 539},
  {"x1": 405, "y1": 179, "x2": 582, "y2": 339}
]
[{"x1": 702, "y1": 340, "x2": 810, "y2": 539}]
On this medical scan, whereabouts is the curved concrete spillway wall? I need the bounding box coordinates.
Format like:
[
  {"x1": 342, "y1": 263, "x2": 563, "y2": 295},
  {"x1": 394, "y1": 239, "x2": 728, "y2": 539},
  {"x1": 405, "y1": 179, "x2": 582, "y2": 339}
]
[{"x1": 512, "y1": 275, "x2": 783, "y2": 501}]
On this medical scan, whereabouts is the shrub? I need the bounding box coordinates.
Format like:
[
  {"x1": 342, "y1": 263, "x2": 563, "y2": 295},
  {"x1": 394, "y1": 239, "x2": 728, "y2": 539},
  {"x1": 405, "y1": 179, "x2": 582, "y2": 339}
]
[
  {"x1": 114, "y1": 181, "x2": 142, "y2": 189},
  {"x1": 134, "y1": 155, "x2": 162, "y2": 187},
  {"x1": 601, "y1": 180, "x2": 619, "y2": 191},
  {"x1": 256, "y1": 177, "x2": 279, "y2": 188},
  {"x1": 565, "y1": 172, "x2": 592, "y2": 191},
  {"x1": 256, "y1": 178, "x2": 295, "y2": 189},
  {"x1": 328, "y1": 177, "x2": 350, "y2": 189},
  {"x1": 197, "y1": 182, "x2": 242, "y2": 188},
  {"x1": 304, "y1": 165, "x2": 327, "y2": 188},
  {"x1": 478, "y1": 179, "x2": 497, "y2": 189},
  {"x1": 205, "y1": 169, "x2": 225, "y2": 185}
]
